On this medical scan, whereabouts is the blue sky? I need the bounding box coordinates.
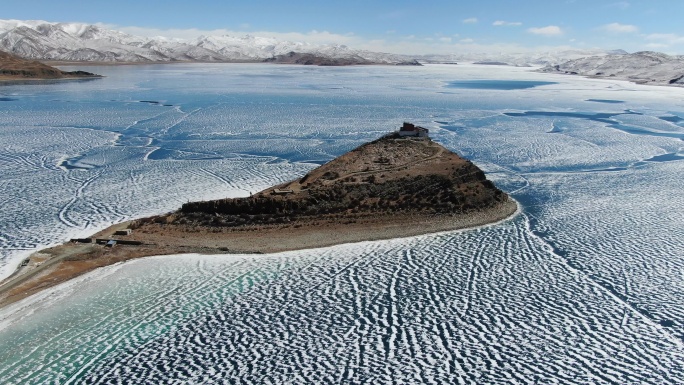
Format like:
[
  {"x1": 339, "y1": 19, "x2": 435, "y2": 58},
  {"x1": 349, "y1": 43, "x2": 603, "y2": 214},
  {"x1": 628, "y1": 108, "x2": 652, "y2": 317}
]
[{"x1": 5, "y1": 0, "x2": 684, "y2": 54}]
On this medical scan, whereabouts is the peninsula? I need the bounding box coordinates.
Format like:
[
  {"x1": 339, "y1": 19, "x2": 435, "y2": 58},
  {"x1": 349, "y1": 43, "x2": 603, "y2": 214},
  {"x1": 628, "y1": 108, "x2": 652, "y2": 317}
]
[
  {"x1": 0, "y1": 124, "x2": 517, "y2": 307},
  {"x1": 0, "y1": 50, "x2": 101, "y2": 80}
]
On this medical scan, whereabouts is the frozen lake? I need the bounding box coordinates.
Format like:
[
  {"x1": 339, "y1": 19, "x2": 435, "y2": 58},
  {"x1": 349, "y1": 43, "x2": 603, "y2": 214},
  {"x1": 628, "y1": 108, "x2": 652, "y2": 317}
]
[{"x1": 0, "y1": 63, "x2": 683, "y2": 384}]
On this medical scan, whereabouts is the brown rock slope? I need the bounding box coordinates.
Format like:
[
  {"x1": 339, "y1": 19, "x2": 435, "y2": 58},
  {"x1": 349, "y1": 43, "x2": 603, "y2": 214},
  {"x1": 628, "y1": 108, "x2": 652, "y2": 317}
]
[
  {"x1": 130, "y1": 132, "x2": 516, "y2": 251},
  {"x1": 0, "y1": 50, "x2": 100, "y2": 79}
]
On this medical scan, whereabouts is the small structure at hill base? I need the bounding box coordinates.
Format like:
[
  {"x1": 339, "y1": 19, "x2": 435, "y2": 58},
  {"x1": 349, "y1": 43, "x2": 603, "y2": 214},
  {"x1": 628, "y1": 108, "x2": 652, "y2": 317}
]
[
  {"x1": 398, "y1": 122, "x2": 429, "y2": 137},
  {"x1": 70, "y1": 238, "x2": 92, "y2": 243},
  {"x1": 272, "y1": 188, "x2": 294, "y2": 195}
]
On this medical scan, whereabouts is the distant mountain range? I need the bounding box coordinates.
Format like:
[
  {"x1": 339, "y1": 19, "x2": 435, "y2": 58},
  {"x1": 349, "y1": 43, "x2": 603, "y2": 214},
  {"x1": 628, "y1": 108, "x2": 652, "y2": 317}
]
[
  {"x1": 0, "y1": 19, "x2": 417, "y2": 65},
  {"x1": 0, "y1": 19, "x2": 623, "y2": 67},
  {"x1": 417, "y1": 49, "x2": 629, "y2": 67},
  {"x1": 2, "y1": 19, "x2": 683, "y2": 83},
  {"x1": 540, "y1": 51, "x2": 684, "y2": 86}
]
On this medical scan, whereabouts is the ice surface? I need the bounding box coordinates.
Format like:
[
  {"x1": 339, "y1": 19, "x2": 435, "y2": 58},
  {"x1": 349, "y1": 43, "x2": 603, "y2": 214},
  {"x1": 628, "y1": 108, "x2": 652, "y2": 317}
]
[{"x1": 0, "y1": 63, "x2": 683, "y2": 384}]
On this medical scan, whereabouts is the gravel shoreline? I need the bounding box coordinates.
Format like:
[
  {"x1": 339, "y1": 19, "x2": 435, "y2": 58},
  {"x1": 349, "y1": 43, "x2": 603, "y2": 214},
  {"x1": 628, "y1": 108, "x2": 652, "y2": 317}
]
[
  {"x1": 0, "y1": 199, "x2": 518, "y2": 308},
  {"x1": 128, "y1": 199, "x2": 520, "y2": 254}
]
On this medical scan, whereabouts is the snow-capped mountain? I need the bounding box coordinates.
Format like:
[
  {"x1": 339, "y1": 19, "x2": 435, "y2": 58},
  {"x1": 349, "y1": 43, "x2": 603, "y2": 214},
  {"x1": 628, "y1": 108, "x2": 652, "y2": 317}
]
[
  {"x1": 0, "y1": 19, "x2": 413, "y2": 64},
  {"x1": 418, "y1": 49, "x2": 624, "y2": 67},
  {"x1": 540, "y1": 51, "x2": 684, "y2": 86},
  {"x1": 5, "y1": 18, "x2": 678, "y2": 75}
]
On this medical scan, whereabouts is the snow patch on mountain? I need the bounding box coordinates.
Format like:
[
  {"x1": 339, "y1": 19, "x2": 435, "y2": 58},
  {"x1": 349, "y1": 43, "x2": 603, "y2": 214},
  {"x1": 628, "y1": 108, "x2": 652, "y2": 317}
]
[
  {"x1": 418, "y1": 49, "x2": 622, "y2": 67},
  {"x1": 540, "y1": 51, "x2": 684, "y2": 86},
  {"x1": 4, "y1": 19, "x2": 675, "y2": 73},
  {"x1": 0, "y1": 20, "x2": 412, "y2": 64}
]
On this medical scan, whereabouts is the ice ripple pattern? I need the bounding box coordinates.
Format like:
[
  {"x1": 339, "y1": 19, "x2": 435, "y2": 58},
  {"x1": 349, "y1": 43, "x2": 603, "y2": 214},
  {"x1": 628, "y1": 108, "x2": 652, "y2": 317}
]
[
  {"x1": 1, "y1": 64, "x2": 684, "y2": 384},
  {"x1": 1, "y1": 220, "x2": 682, "y2": 384}
]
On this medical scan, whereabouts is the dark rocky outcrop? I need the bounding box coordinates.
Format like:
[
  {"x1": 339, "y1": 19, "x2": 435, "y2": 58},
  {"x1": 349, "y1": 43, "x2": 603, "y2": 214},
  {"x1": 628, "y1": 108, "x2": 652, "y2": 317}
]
[
  {"x1": 0, "y1": 50, "x2": 101, "y2": 79},
  {"x1": 263, "y1": 51, "x2": 372, "y2": 66},
  {"x1": 395, "y1": 59, "x2": 423, "y2": 66},
  {"x1": 669, "y1": 75, "x2": 684, "y2": 85},
  {"x1": 164, "y1": 132, "x2": 510, "y2": 229},
  {"x1": 473, "y1": 61, "x2": 510, "y2": 66}
]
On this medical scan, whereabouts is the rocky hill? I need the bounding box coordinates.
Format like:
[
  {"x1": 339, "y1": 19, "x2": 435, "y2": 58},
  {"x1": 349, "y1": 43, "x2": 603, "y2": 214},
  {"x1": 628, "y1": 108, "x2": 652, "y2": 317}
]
[
  {"x1": 0, "y1": 129, "x2": 516, "y2": 306},
  {"x1": 539, "y1": 51, "x2": 684, "y2": 86},
  {"x1": 0, "y1": 19, "x2": 416, "y2": 65},
  {"x1": 263, "y1": 51, "x2": 373, "y2": 66},
  {"x1": 0, "y1": 49, "x2": 99, "y2": 79},
  {"x1": 137, "y1": 131, "x2": 513, "y2": 236},
  {"x1": 264, "y1": 51, "x2": 422, "y2": 66}
]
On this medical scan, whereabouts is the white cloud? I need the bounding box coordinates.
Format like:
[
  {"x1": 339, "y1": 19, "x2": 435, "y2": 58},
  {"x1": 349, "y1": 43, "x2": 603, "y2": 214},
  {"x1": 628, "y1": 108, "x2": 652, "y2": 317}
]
[
  {"x1": 527, "y1": 25, "x2": 563, "y2": 36},
  {"x1": 462, "y1": 17, "x2": 478, "y2": 24},
  {"x1": 439, "y1": 37, "x2": 452, "y2": 43},
  {"x1": 646, "y1": 33, "x2": 677, "y2": 40},
  {"x1": 645, "y1": 33, "x2": 684, "y2": 45},
  {"x1": 599, "y1": 22, "x2": 638, "y2": 33},
  {"x1": 493, "y1": 21, "x2": 522, "y2": 27},
  {"x1": 459, "y1": 38, "x2": 474, "y2": 44}
]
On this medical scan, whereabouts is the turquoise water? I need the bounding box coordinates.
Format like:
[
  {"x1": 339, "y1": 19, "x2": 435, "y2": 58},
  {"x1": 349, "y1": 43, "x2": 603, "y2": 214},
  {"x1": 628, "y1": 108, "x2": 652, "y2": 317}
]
[
  {"x1": 0, "y1": 64, "x2": 683, "y2": 384},
  {"x1": 446, "y1": 79, "x2": 557, "y2": 89}
]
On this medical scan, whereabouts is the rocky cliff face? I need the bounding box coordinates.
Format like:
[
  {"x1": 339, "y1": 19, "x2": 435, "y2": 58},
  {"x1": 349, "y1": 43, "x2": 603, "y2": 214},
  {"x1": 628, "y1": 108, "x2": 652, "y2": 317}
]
[
  {"x1": 539, "y1": 51, "x2": 684, "y2": 86},
  {"x1": 169, "y1": 132, "x2": 509, "y2": 229}
]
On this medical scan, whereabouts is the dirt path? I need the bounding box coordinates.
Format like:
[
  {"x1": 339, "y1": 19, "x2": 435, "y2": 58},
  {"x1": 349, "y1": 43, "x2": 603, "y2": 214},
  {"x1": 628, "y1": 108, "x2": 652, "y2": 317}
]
[
  {"x1": 327, "y1": 140, "x2": 444, "y2": 183},
  {"x1": 0, "y1": 244, "x2": 95, "y2": 298}
]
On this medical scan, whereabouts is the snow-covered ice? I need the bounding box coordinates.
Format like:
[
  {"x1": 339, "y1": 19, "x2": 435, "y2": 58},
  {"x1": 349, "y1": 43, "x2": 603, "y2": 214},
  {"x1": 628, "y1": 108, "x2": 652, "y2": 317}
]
[{"x1": 0, "y1": 63, "x2": 683, "y2": 384}]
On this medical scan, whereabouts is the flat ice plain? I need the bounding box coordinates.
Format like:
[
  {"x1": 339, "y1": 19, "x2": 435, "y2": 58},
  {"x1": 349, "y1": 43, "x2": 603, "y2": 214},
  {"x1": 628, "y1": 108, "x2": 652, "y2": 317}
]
[{"x1": 0, "y1": 63, "x2": 683, "y2": 384}]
